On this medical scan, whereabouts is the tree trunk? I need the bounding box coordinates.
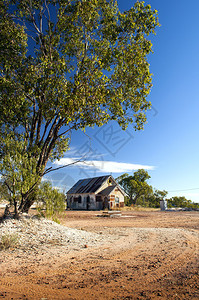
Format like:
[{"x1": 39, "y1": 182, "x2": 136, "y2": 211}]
[
  {"x1": 14, "y1": 198, "x2": 20, "y2": 219},
  {"x1": 132, "y1": 194, "x2": 139, "y2": 205},
  {"x1": 19, "y1": 192, "x2": 37, "y2": 213},
  {"x1": 18, "y1": 197, "x2": 24, "y2": 211},
  {"x1": 19, "y1": 175, "x2": 42, "y2": 213}
]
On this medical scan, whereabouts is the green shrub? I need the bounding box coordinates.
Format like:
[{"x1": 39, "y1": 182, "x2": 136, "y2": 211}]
[
  {"x1": 0, "y1": 233, "x2": 19, "y2": 250},
  {"x1": 36, "y1": 181, "x2": 66, "y2": 217},
  {"x1": 52, "y1": 216, "x2": 61, "y2": 224}
]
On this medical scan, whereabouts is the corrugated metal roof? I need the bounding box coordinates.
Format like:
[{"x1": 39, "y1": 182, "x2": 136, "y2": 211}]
[
  {"x1": 67, "y1": 175, "x2": 110, "y2": 194},
  {"x1": 97, "y1": 185, "x2": 116, "y2": 196}
]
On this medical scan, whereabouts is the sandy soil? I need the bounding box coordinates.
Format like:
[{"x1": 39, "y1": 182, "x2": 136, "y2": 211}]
[{"x1": 0, "y1": 210, "x2": 199, "y2": 299}]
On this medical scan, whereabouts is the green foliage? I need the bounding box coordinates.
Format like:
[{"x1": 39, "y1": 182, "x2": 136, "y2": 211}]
[
  {"x1": 167, "y1": 196, "x2": 199, "y2": 209},
  {"x1": 0, "y1": 0, "x2": 159, "y2": 213},
  {"x1": 147, "y1": 189, "x2": 168, "y2": 208},
  {"x1": 116, "y1": 169, "x2": 153, "y2": 205},
  {"x1": 116, "y1": 170, "x2": 169, "y2": 208},
  {"x1": 0, "y1": 181, "x2": 10, "y2": 201},
  {"x1": 0, "y1": 133, "x2": 40, "y2": 193},
  {"x1": 52, "y1": 216, "x2": 61, "y2": 224},
  {"x1": 0, "y1": 233, "x2": 19, "y2": 250},
  {"x1": 116, "y1": 169, "x2": 199, "y2": 209},
  {"x1": 36, "y1": 181, "x2": 66, "y2": 217},
  {"x1": 124, "y1": 195, "x2": 130, "y2": 206},
  {"x1": 117, "y1": 172, "x2": 198, "y2": 209}
]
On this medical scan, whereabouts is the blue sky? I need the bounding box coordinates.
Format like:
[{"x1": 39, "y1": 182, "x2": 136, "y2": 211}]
[{"x1": 46, "y1": 0, "x2": 199, "y2": 202}]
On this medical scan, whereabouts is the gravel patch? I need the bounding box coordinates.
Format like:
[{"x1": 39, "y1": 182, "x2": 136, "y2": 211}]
[
  {"x1": 1, "y1": 215, "x2": 198, "y2": 259},
  {"x1": 0, "y1": 215, "x2": 116, "y2": 252}
]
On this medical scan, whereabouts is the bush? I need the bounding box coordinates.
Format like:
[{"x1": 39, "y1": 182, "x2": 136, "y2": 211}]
[
  {"x1": 36, "y1": 181, "x2": 66, "y2": 217},
  {"x1": 0, "y1": 233, "x2": 19, "y2": 250},
  {"x1": 167, "y1": 196, "x2": 199, "y2": 209},
  {"x1": 52, "y1": 216, "x2": 61, "y2": 224}
]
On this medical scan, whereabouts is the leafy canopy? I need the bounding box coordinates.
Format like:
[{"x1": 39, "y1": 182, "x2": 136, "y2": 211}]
[
  {"x1": 0, "y1": 0, "x2": 159, "y2": 213},
  {"x1": 116, "y1": 169, "x2": 153, "y2": 205}
]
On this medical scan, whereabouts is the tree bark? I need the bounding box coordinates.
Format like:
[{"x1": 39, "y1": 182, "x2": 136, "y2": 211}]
[
  {"x1": 19, "y1": 192, "x2": 37, "y2": 213},
  {"x1": 14, "y1": 200, "x2": 20, "y2": 219}
]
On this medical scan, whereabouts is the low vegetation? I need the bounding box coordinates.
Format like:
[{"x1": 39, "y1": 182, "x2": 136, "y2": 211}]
[
  {"x1": 0, "y1": 233, "x2": 19, "y2": 250},
  {"x1": 167, "y1": 196, "x2": 199, "y2": 209},
  {"x1": 35, "y1": 181, "x2": 66, "y2": 217},
  {"x1": 0, "y1": 180, "x2": 66, "y2": 220}
]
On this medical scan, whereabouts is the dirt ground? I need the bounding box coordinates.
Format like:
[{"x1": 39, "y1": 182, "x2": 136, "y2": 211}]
[{"x1": 0, "y1": 210, "x2": 199, "y2": 299}]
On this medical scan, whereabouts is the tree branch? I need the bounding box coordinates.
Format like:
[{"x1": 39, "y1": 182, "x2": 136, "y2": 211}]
[
  {"x1": 43, "y1": 118, "x2": 65, "y2": 164},
  {"x1": 36, "y1": 109, "x2": 42, "y2": 145},
  {"x1": 36, "y1": 115, "x2": 60, "y2": 170},
  {"x1": 38, "y1": 117, "x2": 54, "y2": 147},
  {"x1": 42, "y1": 157, "x2": 86, "y2": 175},
  {"x1": 29, "y1": 99, "x2": 38, "y2": 148}
]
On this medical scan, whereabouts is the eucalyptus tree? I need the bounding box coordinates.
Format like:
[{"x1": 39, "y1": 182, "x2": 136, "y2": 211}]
[
  {"x1": 116, "y1": 169, "x2": 153, "y2": 205},
  {"x1": 0, "y1": 0, "x2": 159, "y2": 213}
]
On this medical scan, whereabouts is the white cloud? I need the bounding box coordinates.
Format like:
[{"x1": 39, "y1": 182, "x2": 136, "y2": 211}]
[{"x1": 54, "y1": 158, "x2": 155, "y2": 173}]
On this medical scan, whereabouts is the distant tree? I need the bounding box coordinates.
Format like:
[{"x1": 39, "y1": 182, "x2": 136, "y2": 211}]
[
  {"x1": 0, "y1": 0, "x2": 159, "y2": 215},
  {"x1": 147, "y1": 189, "x2": 168, "y2": 208},
  {"x1": 167, "y1": 196, "x2": 194, "y2": 208},
  {"x1": 116, "y1": 169, "x2": 153, "y2": 205}
]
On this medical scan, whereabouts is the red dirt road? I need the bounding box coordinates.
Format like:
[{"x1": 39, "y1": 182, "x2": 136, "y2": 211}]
[{"x1": 0, "y1": 210, "x2": 199, "y2": 299}]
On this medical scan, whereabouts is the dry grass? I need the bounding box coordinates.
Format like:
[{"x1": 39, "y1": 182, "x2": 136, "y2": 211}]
[
  {"x1": 0, "y1": 233, "x2": 19, "y2": 250},
  {"x1": 119, "y1": 206, "x2": 160, "y2": 212}
]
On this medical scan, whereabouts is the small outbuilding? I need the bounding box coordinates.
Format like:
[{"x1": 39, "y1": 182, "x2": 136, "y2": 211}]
[{"x1": 67, "y1": 175, "x2": 125, "y2": 210}]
